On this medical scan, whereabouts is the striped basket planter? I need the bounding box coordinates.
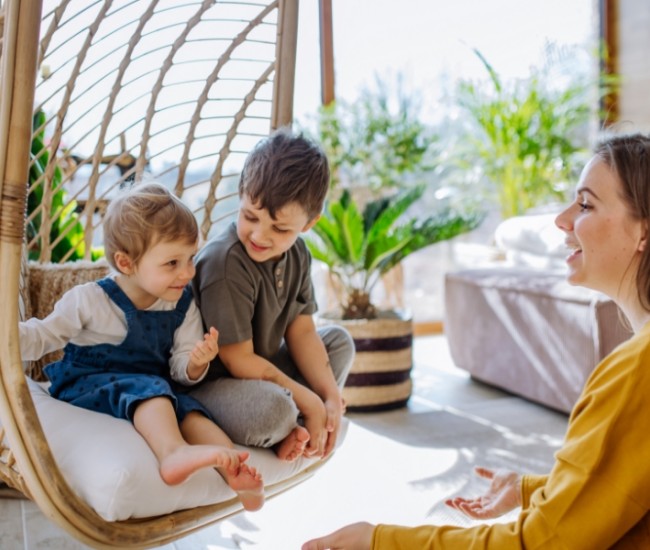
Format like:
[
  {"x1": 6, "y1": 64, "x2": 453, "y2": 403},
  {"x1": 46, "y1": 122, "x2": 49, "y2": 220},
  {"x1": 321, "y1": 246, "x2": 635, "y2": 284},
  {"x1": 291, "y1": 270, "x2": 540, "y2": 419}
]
[{"x1": 320, "y1": 310, "x2": 413, "y2": 412}]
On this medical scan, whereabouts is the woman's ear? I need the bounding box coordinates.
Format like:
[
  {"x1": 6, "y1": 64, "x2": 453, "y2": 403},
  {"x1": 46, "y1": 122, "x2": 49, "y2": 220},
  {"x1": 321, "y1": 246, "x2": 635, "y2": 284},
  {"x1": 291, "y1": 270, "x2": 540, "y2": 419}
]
[{"x1": 114, "y1": 251, "x2": 134, "y2": 275}]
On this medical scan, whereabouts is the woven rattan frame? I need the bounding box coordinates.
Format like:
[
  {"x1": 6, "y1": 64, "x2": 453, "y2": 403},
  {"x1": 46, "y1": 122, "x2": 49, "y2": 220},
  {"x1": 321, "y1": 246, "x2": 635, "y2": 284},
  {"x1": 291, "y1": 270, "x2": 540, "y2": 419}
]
[
  {"x1": 0, "y1": 1, "x2": 330, "y2": 548},
  {"x1": 29, "y1": 0, "x2": 299, "y2": 263}
]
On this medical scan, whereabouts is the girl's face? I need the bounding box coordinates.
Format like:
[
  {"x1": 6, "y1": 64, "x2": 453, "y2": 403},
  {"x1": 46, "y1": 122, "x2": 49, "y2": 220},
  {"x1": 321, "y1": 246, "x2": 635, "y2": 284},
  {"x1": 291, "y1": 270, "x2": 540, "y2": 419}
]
[
  {"x1": 555, "y1": 156, "x2": 646, "y2": 301},
  {"x1": 116, "y1": 238, "x2": 198, "y2": 309}
]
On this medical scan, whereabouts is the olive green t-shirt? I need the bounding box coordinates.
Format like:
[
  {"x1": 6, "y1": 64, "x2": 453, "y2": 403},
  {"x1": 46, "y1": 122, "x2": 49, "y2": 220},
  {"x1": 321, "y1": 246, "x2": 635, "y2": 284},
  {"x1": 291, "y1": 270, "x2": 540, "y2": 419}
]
[{"x1": 192, "y1": 222, "x2": 317, "y2": 379}]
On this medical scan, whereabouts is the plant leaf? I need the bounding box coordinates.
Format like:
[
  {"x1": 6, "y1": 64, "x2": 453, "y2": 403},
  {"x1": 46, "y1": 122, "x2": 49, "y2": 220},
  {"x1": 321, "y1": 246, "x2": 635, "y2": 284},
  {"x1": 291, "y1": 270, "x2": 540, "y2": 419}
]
[{"x1": 365, "y1": 186, "x2": 424, "y2": 243}]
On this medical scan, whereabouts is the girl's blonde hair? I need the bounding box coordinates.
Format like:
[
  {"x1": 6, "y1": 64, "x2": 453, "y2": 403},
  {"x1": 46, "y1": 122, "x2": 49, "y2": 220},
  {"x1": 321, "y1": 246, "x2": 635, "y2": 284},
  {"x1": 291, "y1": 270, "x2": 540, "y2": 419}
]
[{"x1": 103, "y1": 182, "x2": 198, "y2": 270}]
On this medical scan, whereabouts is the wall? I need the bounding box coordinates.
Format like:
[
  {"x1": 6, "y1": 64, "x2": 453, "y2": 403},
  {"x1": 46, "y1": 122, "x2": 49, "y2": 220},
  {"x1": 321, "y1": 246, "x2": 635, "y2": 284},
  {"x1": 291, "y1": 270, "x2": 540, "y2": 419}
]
[{"x1": 614, "y1": 0, "x2": 650, "y2": 131}]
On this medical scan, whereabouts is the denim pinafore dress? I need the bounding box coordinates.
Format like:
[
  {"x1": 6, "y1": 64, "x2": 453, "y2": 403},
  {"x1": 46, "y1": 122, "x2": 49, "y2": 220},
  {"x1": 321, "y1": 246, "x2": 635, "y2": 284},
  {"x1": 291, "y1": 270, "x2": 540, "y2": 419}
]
[{"x1": 44, "y1": 277, "x2": 211, "y2": 423}]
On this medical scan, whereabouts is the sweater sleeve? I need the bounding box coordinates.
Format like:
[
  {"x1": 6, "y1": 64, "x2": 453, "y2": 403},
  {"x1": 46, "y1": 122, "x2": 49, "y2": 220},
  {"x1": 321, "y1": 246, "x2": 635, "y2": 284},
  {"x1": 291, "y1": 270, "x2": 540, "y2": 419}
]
[
  {"x1": 372, "y1": 329, "x2": 650, "y2": 549},
  {"x1": 520, "y1": 474, "x2": 548, "y2": 509},
  {"x1": 19, "y1": 283, "x2": 93, "y2": 360}
]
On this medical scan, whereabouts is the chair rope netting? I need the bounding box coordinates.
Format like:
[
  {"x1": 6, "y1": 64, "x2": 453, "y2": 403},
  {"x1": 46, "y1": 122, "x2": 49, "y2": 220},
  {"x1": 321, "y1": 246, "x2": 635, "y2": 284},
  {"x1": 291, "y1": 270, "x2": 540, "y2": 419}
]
[{"x1": 0, "y1": 1, "x2": 323, "y2": 548}]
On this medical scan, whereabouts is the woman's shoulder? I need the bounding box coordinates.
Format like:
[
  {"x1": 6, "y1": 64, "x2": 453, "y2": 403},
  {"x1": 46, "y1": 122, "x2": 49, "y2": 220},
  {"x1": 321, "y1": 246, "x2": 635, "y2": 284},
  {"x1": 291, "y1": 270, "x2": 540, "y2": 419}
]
[
  {"x1": 584, "y1": 325, "x2": 650, "y2": 397},
  {"x1": 608, "y1": 322, "x2": 650, "y2": 365},
  {"x1": 560, "y1": 322, "x2": 650, "y2": 471}
]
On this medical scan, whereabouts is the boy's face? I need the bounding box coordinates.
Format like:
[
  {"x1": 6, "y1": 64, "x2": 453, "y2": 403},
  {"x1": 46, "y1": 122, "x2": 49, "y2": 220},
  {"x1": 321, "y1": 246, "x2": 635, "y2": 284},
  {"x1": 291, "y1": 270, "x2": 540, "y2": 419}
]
[{"x1": 237, "y1": 193, "x2": 318, "y2": 262}]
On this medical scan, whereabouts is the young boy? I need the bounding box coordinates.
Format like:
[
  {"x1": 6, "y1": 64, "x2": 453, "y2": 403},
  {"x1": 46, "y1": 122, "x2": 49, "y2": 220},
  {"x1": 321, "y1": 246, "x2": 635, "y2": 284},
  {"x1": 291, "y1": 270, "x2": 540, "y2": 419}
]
[{"x1": 190, "y1": 128, "x2": 354, "y2": 461}]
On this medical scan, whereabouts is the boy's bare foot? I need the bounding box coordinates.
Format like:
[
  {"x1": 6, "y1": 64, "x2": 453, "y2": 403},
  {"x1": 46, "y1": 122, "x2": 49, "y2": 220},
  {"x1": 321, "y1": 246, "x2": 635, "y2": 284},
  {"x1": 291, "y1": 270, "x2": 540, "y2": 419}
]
[
  {"x1": 274, "y1": 426, "x2": 310, "y2": 461},
  {"x1": 222, "y1": 463, "x2": 265, "y2": 511},
  {"x1": 159, "y1": 445, "x2": 245, "y2": 485}
]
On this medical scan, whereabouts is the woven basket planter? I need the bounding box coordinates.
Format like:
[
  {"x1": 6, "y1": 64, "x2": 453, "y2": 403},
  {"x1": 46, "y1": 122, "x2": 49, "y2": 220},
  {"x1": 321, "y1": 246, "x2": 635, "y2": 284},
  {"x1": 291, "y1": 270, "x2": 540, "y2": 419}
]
[{"x1": 320, "y1": 309, "x2": 413, "y2": 412}]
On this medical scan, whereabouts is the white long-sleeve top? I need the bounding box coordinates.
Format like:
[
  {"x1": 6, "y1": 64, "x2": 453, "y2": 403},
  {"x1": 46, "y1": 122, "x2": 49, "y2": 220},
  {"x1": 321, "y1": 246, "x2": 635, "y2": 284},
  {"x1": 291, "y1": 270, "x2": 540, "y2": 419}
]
[{"x1": 19, "y1": 277, "x2": 208, "y2": 386}]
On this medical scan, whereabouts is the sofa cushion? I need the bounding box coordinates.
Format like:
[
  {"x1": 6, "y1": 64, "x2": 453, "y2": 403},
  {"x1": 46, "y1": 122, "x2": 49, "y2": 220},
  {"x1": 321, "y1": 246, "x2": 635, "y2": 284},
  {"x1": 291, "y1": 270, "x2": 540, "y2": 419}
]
[{"x1": 494, "y1": 214, "x2": 567, "y2": 271}]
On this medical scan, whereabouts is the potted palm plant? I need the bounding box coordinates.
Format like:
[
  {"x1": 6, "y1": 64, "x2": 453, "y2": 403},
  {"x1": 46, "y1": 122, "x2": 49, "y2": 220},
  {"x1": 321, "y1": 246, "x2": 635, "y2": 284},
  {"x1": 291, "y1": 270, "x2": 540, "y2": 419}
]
[{"x1": 306, "y1": 185, "x2": 481, "y2": 411}]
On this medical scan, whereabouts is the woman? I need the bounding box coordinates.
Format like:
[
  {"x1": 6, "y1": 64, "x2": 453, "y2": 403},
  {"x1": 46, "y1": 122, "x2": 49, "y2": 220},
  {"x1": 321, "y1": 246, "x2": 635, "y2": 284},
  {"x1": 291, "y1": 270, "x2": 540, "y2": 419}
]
[{"x1": 303, "y1": 133, "x2": 650, "y2": 549}]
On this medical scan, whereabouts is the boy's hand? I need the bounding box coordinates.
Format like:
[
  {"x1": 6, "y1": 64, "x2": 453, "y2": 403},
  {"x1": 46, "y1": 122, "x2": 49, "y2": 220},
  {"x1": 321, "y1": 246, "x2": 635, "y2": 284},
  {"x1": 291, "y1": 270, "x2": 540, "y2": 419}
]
[
  {"x1": 188, "y1": 327, "x2": 219, "y2": 374},
  {"x1": 322, "y1": 395, "x2": 344, "y2": 457},
  {"x1": 301, "y1": 393, "x2": 328, "y2": 458}
]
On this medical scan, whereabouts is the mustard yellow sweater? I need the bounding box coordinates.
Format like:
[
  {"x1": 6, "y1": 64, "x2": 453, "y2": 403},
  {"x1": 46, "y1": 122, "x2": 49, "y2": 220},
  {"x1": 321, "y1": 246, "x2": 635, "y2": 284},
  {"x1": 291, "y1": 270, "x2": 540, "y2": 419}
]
[{"x1": 373, "y1": 323, "x2": 650, "y2": 549}]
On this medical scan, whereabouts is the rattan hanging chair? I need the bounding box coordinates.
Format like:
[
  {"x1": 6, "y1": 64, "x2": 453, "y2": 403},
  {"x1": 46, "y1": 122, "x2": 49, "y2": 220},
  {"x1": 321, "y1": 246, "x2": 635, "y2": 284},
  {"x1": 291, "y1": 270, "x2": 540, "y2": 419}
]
[{"x1": 0, "y1": 1, "x2": 338, "y2": 548}]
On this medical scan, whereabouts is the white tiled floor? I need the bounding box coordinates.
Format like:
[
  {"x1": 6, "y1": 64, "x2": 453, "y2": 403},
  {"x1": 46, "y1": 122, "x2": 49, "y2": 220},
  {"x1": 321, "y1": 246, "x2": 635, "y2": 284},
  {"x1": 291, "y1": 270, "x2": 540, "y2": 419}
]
[{"x1": 0, "y1": 335, "x2": 569, "y2": 549}]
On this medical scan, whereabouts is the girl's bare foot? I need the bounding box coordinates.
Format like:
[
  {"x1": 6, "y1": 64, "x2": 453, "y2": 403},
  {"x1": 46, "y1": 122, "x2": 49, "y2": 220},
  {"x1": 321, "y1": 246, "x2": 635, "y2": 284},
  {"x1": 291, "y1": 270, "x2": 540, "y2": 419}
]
[
  {"x1": 222, "y1": 463, "x2": 265, "y2": 511},
  {"x1": 159, "y1": 445, "x2": 244, "y2": 485},
  {"x1": 275, "y1": 426, "x2": 310, "y2": 461}
]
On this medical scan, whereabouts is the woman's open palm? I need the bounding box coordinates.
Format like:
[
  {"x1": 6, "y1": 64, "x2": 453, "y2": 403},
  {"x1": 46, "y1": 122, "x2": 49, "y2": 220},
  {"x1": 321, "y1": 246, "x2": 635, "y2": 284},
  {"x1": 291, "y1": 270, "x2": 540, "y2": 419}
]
[{"x1": 445, "y1": 467, "x2": 521, "y2": 520}]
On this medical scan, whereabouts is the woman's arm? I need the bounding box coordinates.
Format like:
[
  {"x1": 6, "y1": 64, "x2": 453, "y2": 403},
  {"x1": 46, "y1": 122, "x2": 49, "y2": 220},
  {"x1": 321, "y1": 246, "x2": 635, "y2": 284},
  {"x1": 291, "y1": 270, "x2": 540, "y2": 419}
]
[{"x1": 305, "y1": 337, "x2": 650, "y2": 549}]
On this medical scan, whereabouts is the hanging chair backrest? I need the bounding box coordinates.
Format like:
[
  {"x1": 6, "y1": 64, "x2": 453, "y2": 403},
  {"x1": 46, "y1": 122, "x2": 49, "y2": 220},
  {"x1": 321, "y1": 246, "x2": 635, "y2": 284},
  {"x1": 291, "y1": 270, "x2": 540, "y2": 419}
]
[{"x1": 29, "y1": 0, "x2": 297, "y2": 264}]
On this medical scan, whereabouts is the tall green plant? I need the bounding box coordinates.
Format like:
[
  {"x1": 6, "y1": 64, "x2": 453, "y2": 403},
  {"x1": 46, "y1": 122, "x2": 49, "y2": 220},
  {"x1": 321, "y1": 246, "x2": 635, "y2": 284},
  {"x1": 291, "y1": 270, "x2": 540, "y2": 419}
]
[
  {"x1": 313, "y1": 75, "x2": 437, "y2": 193},
  {"x1": 456, "y1": 48, "x2": 603, "y2": 218},
  {"x1": 28, "y1": 110, "x2": 95, "y2": 262},
  {"x1": 306, "y1": 186, "x2": 482, "y2": 320}
]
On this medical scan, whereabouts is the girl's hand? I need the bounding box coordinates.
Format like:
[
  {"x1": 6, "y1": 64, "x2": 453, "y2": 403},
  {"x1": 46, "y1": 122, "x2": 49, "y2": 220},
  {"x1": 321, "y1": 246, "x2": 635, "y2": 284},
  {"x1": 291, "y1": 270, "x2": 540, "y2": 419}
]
[{"x1": 189, "y1": 327, "x2": 219, "y2": 367}]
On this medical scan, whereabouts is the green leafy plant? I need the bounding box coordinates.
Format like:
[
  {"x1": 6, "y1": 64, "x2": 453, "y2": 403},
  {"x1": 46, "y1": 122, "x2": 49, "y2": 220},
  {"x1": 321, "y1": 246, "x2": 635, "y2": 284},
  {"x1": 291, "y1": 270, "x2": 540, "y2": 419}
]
[
  {"x1": 456, "y1": 47, "x2": 615, "y2": 218},
  {"x1": 313, "y1": 75, "x2": 437, "y2": 193},
  {"x1": 28, "y1": 110, "x2": 103, "y2": 262},
  {"x1": 306, "y1": 186, "x2": 482, "y2": 320}
]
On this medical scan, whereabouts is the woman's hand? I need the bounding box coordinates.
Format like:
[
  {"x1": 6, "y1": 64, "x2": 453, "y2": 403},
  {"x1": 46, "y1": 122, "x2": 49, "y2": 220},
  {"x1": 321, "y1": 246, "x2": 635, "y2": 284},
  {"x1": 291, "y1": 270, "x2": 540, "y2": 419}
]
[
  {"x1": 302, "y1": 522, "x2": 375, "y2": 550},
  {"x1": 445, "y1": 467, "x2": 522, "y2": 519}
]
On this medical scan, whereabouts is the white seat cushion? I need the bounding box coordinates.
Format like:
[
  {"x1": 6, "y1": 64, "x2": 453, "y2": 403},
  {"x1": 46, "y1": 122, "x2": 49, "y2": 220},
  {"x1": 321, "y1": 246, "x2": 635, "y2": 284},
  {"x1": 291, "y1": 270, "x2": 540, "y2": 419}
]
[{"x1": 13, "y1": 379, "x2": 345, "y2": 521}]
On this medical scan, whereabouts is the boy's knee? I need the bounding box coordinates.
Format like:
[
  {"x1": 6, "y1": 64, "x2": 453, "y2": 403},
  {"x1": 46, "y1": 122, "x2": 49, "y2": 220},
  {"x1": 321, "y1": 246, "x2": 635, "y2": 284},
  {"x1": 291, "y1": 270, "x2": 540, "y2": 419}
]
[
  {"x1": 249, "y1": 384, "x2": 299, "y2": 446},
  {"x1": 260, "y1": 384, "x2": 298, "y2": 420},
  {"x1": 324, "y1": 325, "x2": 355, "y2": 353},
  {"x1": 320, "y1": 325, "x2": 355, "y2": 386}
]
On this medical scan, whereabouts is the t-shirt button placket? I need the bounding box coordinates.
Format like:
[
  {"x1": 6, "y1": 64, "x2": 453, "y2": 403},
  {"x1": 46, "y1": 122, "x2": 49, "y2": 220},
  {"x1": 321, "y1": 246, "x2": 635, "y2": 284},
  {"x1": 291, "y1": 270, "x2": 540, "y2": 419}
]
[{"x1": 276, "y1": 267, "x2": 284, "y2": 294}]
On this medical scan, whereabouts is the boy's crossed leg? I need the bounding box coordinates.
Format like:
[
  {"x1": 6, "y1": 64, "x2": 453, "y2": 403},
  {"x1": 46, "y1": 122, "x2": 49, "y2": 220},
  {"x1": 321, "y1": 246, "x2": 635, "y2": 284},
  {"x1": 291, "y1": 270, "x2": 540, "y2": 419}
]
[{"x1": 274, "y1": 425, "x2": 310, "y2": 461}]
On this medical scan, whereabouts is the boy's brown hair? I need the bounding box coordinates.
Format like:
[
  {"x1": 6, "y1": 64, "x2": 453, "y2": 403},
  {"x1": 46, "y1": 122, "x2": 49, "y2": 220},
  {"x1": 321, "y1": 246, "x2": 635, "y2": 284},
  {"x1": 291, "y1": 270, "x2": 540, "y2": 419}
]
[
  {"x1": 238, "y1": 127, "x2": 330, "y2": 221},
  {"x1": 103, "y1": 182, "x2": 198, "y2": 269}
]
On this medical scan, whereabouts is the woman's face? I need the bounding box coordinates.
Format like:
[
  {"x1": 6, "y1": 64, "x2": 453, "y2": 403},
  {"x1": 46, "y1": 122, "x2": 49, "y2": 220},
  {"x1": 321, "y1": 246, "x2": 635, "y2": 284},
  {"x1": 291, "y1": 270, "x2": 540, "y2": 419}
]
[{"x1": 555, "y1": 156, "x2": 646, "y2": 300}]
